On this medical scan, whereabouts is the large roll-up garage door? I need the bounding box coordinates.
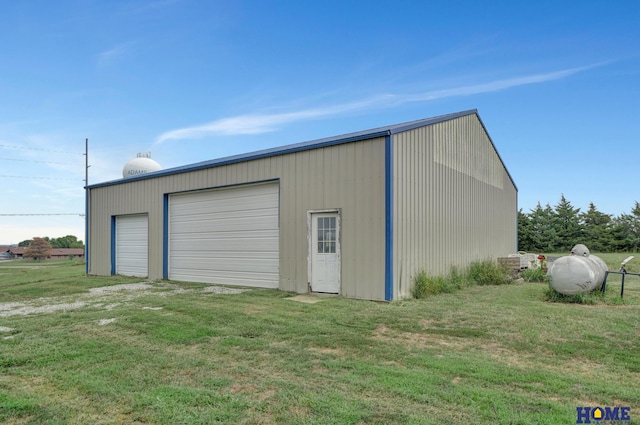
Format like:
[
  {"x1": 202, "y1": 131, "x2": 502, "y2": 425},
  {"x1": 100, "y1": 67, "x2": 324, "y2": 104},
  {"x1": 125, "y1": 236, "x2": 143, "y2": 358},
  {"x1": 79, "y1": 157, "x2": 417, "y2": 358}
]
[
  {"x1": 115, "y1": 214, "x2": 149, "y2": 277},
  {"x1": 169, "y1": 182, "x2": 279, "y2": 288}
]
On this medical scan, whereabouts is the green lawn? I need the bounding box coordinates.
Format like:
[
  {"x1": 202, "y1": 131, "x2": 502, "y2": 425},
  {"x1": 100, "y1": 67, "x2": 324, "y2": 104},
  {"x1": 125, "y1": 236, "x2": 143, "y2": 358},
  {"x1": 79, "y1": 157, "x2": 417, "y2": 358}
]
[{"x1": 0, "y1": 259, "x2": 639, "y2": 424}]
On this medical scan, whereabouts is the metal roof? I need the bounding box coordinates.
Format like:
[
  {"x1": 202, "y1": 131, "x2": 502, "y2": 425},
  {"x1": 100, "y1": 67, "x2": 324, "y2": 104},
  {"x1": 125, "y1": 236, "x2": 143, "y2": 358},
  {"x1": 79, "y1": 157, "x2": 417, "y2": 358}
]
[{"x1": 88, "y1": 109, "x2": 514, "y2": 190}]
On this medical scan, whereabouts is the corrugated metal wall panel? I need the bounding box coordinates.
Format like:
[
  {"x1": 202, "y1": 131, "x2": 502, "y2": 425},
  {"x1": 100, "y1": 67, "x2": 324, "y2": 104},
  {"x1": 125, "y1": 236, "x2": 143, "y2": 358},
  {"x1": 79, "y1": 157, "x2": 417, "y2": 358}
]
[
  {"x1": 393, "y1": 114, "x2": 517, "y2": 299},
  {"x1": 88, "y1": 138, "x2": 387, "y2": 300}
]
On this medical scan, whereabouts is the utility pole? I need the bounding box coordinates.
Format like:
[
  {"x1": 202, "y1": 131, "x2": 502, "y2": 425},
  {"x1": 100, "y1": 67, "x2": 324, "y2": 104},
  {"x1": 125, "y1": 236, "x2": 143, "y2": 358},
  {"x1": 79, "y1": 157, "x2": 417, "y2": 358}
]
[{"x1": 84, "y1": 138, "x2": 90, "y2": 274}]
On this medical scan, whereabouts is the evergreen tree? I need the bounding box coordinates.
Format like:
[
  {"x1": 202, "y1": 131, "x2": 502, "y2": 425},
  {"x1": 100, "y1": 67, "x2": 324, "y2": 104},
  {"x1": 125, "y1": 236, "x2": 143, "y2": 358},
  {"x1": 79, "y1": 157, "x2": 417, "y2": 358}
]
[
  {"x1": 611, "y1": 201, "x2": 640, "y2": 251},
  {"x1": 517, "y1": 209, "x2": 534, "y2": 251},
  {"x1": 518, "y1": 198, "x2": 640, "y2": 253},
  {"x1": 553, "y1": 194, "x2": 583, "y2": 251},
  {"x1": 528, "y1": 203, "x2": 560, "y2": 252},
  {"x1": 581, "y1": 202, "x2": 613, "y2": 252}
]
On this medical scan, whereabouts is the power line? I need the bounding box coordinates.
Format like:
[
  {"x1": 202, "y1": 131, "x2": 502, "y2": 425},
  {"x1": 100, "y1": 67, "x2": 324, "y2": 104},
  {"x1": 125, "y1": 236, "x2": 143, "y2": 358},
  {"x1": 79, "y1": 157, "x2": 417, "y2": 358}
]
[
  {"x1": 0, "y1": 175, "x2": 82, "y2": 181},
  {"x1": 0, "y1": 213, "x2": 85, "y2": 216},
  {"x1": 0, "y1": 144, "x2": 83, "y2": 155},
  {"x1": 0, "y1": 157, "x2": 78, "y2": 166}
]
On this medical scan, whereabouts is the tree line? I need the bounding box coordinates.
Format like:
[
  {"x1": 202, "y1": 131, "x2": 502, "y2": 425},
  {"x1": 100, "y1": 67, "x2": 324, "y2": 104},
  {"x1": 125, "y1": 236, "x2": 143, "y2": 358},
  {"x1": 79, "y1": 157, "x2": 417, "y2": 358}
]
[
  {"x1": 18, "y1": 235, "x2": 84, "y2": 249},
  {"x1": 518, "y1": 195, "x2": 640, "y2": 253}
]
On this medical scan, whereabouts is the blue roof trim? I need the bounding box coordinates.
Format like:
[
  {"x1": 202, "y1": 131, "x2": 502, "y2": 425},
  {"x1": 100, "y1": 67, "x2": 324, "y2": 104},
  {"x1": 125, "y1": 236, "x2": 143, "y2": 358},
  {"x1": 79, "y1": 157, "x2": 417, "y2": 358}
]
[
  {"x1": 88, "y1": 109, "x2": 479, "y2": 189},
  {"x1": 388, "y1": 109, "x2": 477, "y2": 135}
]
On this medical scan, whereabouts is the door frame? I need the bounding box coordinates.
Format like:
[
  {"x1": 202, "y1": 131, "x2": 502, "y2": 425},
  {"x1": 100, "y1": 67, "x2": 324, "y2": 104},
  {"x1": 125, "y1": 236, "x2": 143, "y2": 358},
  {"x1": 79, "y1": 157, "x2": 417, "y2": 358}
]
[
  {"x1": 111, "y1": 213, "x2": 149, "y2": 277},
  {"x1": 307, "y1": 209, "x2": 341, "y2": 293},
  {"x1": 166, "y1": 181, "x2": 280, "y2": 288}
]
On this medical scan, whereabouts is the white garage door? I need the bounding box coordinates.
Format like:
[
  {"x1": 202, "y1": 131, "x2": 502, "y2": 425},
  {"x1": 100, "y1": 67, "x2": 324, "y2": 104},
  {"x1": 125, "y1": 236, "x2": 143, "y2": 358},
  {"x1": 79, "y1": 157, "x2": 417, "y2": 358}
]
[
  {"x1": 169, "y1": 182, "x2": 279, "y2": 288},
  {"x1": 116, "y1": 214, "x2": 148, "y2": 277}
]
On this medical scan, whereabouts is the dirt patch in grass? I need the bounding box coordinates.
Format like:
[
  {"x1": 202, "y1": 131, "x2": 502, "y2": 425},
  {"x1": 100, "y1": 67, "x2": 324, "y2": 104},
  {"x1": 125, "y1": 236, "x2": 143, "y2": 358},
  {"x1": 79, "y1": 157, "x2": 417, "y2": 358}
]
[
  {"x1": 97, "y1": 318, "x2": 117, "y2": 326},
  {"x1": 373, "y1": 323, "x2": 530, "y2": 370},
  {"x1": 373, "y1": 323, "x2": 470, "y2": 351},
  {"x1": 307, "y1": 346, "x2": 346, "y2": 357},
  {"x1": 286, "y1": 294, "x2": 326, "y2": 304},
  {"x1": 0, "y1": 282, "x2": 250, "y2": 317},
  {"x1": 372, "y1": 323, "x2": 600, "y2": 374}
]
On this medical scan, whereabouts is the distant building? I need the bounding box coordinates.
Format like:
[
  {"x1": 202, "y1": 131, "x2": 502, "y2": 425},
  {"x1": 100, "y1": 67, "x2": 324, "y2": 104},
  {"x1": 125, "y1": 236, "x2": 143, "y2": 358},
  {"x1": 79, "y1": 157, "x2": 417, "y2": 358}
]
[
  {"x1": 0, "y1": 246, "x2": 12, "y2": 260},
  {"x1": 49, "y1": 249, "x2": 85, "y2": 260},
  {"x1": 86, "y1": 110, "x2": 517, "y2": 301},
  {"x1": 6, "y1": 247, "x2": 25, "y2": 259},
  {"x1": 2, "y1": 247, "x2": 84, "y2": 260}
]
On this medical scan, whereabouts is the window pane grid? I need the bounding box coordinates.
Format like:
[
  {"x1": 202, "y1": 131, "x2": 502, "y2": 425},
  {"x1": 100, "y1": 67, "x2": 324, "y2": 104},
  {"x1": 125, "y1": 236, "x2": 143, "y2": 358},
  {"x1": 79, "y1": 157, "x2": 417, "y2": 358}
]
[{"x1": 317, "y1": 216, "x2": 337, "y2": 254}]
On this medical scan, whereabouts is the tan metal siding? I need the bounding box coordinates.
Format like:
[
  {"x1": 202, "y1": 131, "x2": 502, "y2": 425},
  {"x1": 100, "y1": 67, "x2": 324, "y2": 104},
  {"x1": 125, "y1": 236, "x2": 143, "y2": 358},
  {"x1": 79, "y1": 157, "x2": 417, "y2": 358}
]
[
  {"x1": 88, "y1": 138, "x2": 387, "y2": 300},
  {"x1": 393, "y1": 114, "x2": 517, "y2": 299}
]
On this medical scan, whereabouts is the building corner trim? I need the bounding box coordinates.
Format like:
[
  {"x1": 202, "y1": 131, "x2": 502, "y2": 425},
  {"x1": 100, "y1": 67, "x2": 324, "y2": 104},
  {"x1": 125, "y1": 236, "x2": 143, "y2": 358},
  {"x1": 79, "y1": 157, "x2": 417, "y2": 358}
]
[
  {"x1": 163, "y1": 195, "x2": 169, "y2": 279},
  {"x1": 384, "y1": 134, "x2": 393, "y2": 301},
  {"x1": 110, "y1": 216, "x2": 116, "y2": 275}
]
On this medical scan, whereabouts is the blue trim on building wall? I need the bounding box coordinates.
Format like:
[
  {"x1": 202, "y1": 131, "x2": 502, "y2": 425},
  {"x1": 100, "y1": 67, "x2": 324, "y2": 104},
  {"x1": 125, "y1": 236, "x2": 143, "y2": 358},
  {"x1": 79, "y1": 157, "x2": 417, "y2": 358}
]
[
  {"x1": 515, "y1": 197, "x2": 519, "y2": 252},
  {"x1": 110, "y1": 216, "x2": 116, "y2": 275},
  {"x1": 85, "y1": 188, "x2": 89, "y2": 274},
  {"x1": 163, "y1": 195, "x2": 169, "y2": 279},
  {"x1": 384, "y1": 134, "x2": 393, "y2": 301}
]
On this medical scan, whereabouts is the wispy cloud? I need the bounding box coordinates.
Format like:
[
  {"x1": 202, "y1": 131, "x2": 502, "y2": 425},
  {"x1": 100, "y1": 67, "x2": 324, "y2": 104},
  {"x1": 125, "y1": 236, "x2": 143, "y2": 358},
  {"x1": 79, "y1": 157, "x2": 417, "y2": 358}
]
[
  {"x1": 395, "y1": 64, "x2": 602, "y2": 104},
  {"x1": 154, "y1": 98, "x2": 388, "y2": 144},
  {"x1": 155, "y1": 63, "x2": 603, "y2": 144},
  {"x1": 97, "y1": 43, "x2": 132, "y2": 67}
]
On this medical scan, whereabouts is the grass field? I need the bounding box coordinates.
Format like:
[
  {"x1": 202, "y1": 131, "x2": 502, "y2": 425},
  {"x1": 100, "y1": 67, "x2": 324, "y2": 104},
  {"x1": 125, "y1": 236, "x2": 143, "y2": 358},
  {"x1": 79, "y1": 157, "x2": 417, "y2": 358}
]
[{"x1": 0, "y1": 259, "x2": 639, "y2": 424}]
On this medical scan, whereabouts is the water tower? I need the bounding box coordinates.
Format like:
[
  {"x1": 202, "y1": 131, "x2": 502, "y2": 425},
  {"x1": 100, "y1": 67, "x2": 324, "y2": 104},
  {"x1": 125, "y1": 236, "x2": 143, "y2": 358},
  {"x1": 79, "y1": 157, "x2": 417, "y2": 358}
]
[{"x1": 122, "y1": 152, "x2": 162, "y2": 178}]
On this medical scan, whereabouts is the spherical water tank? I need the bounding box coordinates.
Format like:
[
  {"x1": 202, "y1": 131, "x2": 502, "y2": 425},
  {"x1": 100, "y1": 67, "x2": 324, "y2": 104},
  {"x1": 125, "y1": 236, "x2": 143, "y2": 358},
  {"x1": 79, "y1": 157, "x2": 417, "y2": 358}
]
[
  {"x1": 549, "y1": 254, "x2": 608, "y2": 295},
  {"x1": 122, "y1": 156, "x2": 162, "y2": 178}
]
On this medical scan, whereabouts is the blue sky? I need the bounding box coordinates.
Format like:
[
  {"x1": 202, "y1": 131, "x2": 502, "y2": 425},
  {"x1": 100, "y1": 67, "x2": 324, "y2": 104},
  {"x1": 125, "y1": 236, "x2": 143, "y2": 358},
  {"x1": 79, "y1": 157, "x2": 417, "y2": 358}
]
[{"x1": 1, "y1": 0, "x2": 639, "y2": 245}]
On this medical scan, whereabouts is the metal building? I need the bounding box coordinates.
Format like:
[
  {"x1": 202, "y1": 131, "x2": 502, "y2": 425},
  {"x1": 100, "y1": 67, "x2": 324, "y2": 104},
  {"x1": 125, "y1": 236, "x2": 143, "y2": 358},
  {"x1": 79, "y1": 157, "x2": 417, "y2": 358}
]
[{"x1": 86, "y1": 109, "x2": 517, "y2": 301}]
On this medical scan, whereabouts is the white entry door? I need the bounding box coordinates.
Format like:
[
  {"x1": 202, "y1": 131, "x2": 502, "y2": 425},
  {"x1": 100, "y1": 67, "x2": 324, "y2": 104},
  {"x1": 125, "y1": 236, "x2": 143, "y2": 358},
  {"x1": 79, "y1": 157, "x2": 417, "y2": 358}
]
[{"x1": 310, "y1": 212, "x2": 340, "y2": 293}]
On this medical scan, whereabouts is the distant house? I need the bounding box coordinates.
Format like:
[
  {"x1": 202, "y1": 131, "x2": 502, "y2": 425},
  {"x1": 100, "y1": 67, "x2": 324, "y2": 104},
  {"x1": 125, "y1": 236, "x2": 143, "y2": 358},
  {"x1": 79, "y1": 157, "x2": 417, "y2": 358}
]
[
  {"x1": 0, "y1": 246, "x2": 12, "y2": 260},
  {"x1": 49, "y1": 248, "x2": 85, "y2": 260},
  {"x1": 7, "y1": 247, "x2": 25, "y2": 259},
  {"x1": 4, "y1": 247, "x2": 84, "y2": 260}
]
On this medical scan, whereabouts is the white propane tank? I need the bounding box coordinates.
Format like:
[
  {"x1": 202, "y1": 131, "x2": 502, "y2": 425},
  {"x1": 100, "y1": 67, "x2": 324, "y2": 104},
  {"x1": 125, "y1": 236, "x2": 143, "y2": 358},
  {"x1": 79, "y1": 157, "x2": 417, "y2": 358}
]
[
  {"x1": 571, "y1": 244, "x2": 590, "y2": 257},
  {"x1": 548, "y1": 245, "x2": 608, "y2": 295}
]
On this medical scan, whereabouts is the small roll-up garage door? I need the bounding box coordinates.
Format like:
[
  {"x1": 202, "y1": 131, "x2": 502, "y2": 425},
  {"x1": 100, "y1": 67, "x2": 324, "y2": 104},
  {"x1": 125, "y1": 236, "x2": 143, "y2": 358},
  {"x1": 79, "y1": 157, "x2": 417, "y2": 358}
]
[
  {"x1": 115, "y1": 214, "x2": 149, "y2": 277},
  {"x1": 169, "y1": 182, "x2": 279, "y2": 288}
]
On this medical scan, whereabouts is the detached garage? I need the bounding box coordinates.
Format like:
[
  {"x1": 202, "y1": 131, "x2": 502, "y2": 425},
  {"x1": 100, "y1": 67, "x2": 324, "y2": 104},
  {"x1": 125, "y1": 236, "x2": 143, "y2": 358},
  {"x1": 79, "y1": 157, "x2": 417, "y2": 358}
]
[{"x1": 86, "y1": 109, "x2": 517, "y2": 301}]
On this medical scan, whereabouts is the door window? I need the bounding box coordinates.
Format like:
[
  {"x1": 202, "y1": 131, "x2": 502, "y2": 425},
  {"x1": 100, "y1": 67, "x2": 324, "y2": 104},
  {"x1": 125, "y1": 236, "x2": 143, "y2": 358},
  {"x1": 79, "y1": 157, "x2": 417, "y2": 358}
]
[{"x1": 317, "y1": 217, "x2": 336, "y2": 253}]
